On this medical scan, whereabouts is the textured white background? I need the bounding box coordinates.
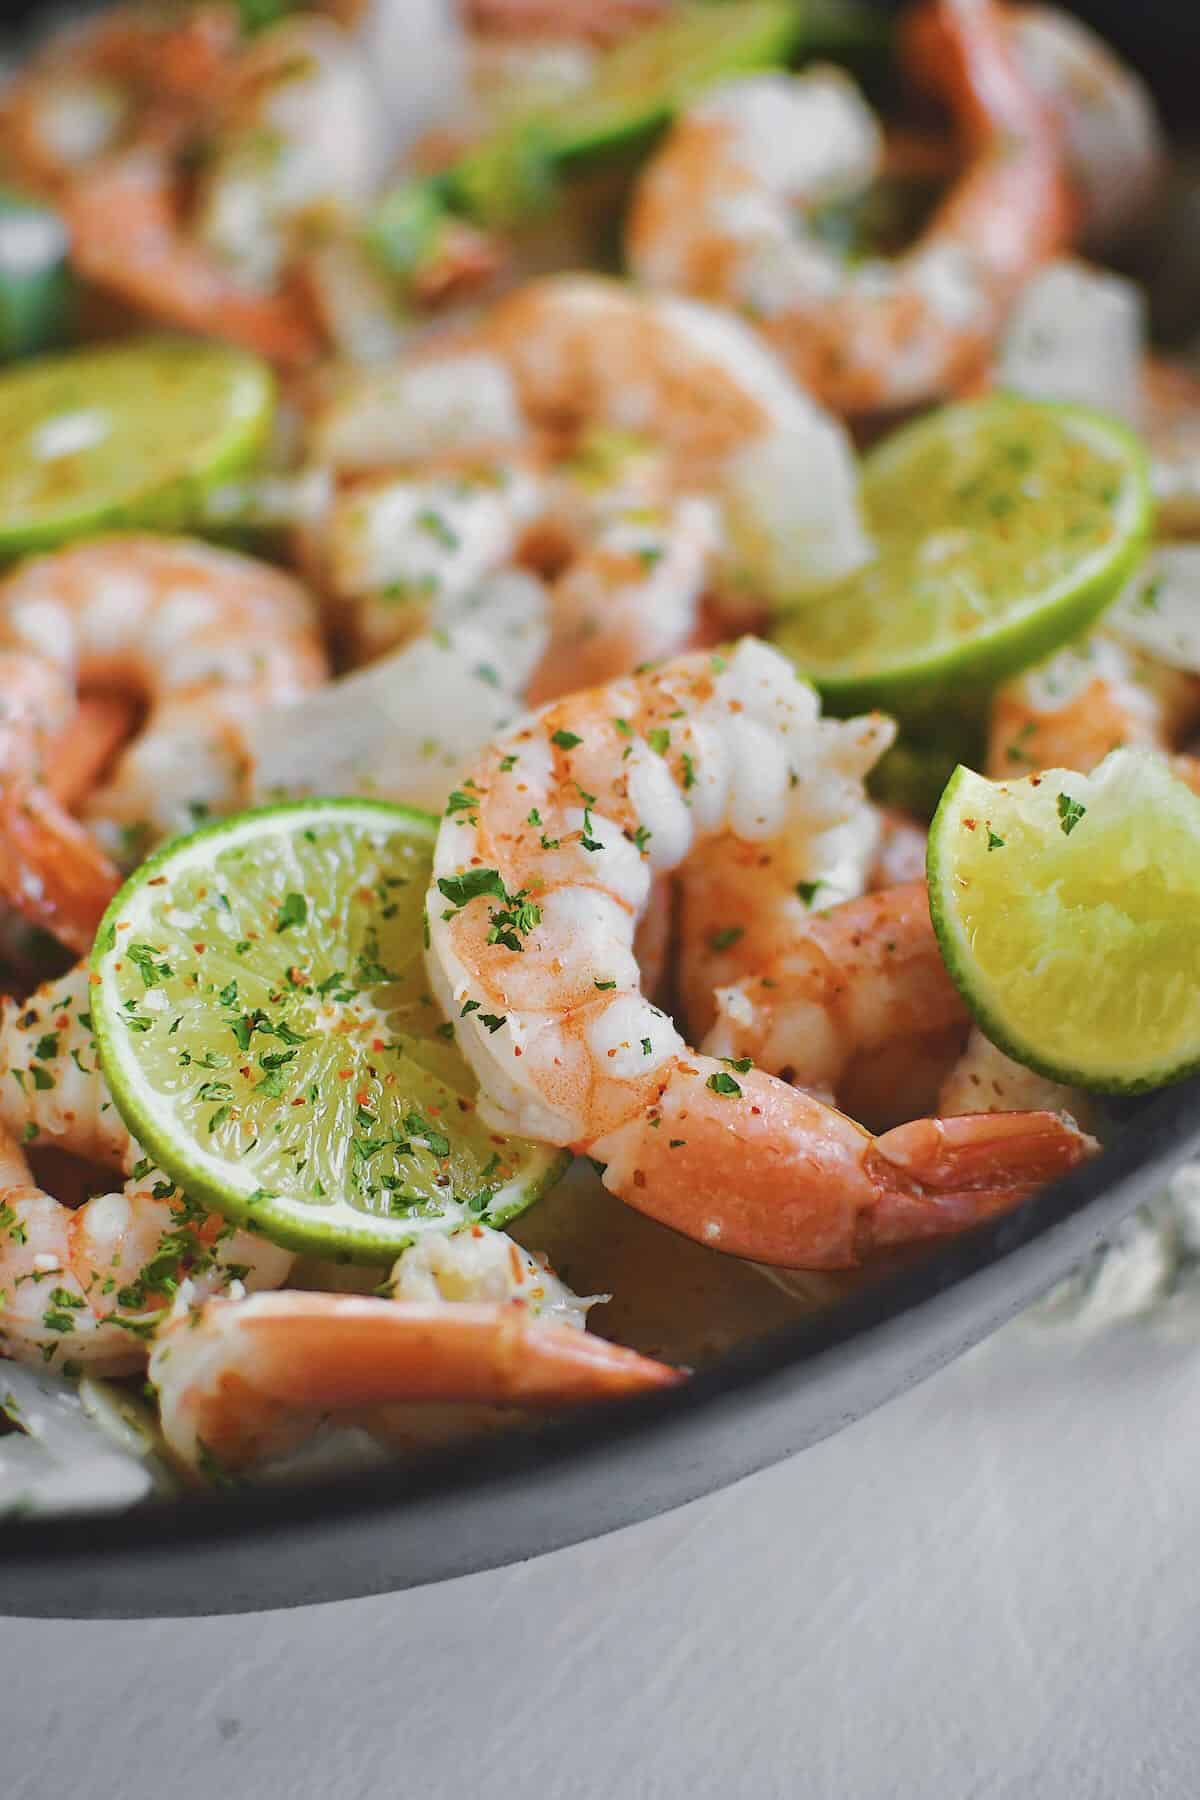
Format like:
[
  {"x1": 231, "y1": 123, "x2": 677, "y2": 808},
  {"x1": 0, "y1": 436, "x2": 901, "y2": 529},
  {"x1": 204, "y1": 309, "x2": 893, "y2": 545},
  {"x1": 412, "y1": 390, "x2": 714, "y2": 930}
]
[{"x1": 3, "y1": 1317, "x2": 1199, "y2": 1798}]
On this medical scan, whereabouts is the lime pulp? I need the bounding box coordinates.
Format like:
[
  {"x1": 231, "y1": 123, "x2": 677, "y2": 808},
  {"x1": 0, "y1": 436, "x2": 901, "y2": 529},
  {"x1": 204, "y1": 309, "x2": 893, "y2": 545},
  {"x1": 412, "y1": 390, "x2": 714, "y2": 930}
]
[
  {"x1": 927, "y1": 752, "x2": 1200, "y2": 1093},
  {"x1": 91, "y1": 801, "x2": 566, "y2": 1261},
  {"x1": 772, "y1": 396, "x2": 1152, "y2": 719},
  {"x1": 0, "y1": 337, "x2": 275, "y2": 556}
]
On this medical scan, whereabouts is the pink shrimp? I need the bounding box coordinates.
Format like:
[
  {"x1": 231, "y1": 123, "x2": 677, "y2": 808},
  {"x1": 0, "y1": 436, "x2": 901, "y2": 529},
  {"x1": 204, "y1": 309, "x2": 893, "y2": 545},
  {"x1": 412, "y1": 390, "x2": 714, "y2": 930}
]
[
  {"x1": 0, "y1": 652, "x2": 122, "y2": 955},
  {"x1": 64, "y1": 151, "x2": 322, "y2": 366},
  {"x1": 0, "y1": 534, "x2": 327, "y2": 866},
  {"x1": 626, "y1": 0, "x2": 1073, "y2": 415},
  {"x1": 426, "y1": 639, "x2": 1095, "y2": 1270},
  {"x1": 987, "y1": 634, "x2": 1200, "y2": 790},
  {"x1": 0, "y1": 3, "x2": 238, "y2": 197},
  {"x1": 699, "y1": 882, "x2": 970, "y2": 1118},
  {"x1": 0, "y1": 964, "x2": 292, "y2": 1374},
  {"x1": 150, "y1": 1289, "x2": 681, "y2": 1474}
]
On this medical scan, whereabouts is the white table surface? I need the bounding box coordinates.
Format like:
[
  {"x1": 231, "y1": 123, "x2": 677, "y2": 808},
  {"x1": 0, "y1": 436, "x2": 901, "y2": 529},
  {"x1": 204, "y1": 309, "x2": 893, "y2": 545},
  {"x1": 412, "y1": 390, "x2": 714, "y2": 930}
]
[{"x1": 3, "y1": 1313, "x2": 1199, "y2": 1798}]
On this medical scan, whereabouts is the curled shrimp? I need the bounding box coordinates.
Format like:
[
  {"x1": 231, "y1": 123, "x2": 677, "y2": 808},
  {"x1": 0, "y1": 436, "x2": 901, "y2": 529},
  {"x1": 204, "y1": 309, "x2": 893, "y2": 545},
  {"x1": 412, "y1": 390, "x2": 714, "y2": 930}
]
[
  {"x1": 44, "y1": 9, "x2": 394, "y2": 363},
  {"x1": 0, "y1": 652, "x2": 122, "y2": 955},
  {"x1": 0, "y1": 3, "x2": 238, "y2": 196},
  {"x1": 987, "y1": 633, "x2": 1200, "y2": 790},
  {"x1": 1004, "y1": 3, "x2": 1164, "y2": 251},
  {"x1": 0, "y1": 534, "x2": 327, "y2": 861},
  {"x1": 699, "y1": 882, "x2": 970, "y2": 1120},
  {"x1": 426, "y1": 639, "x2": 1094, "y2": 1269},
  {"x1": 151, "y1": 1223, "x2": 679, "y2": 1473},
  {"x1": 0, "y1": 966, "x2": 291, "y2": 1374},
  {"x1": 64, "y1": 150, "x2": 322, "y2": 367},
  {"x1": 626, "y1": 0, "x2": 1072, "y2": 415}
]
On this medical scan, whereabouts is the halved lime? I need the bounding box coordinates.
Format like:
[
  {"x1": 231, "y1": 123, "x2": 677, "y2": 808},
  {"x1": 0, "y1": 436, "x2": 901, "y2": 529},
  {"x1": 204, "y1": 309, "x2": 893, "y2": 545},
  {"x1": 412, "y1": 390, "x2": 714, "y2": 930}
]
[
  {"x1": 0, "y1": 338, "x2": 274, "y2": 556},
  {"x1": 773, "y1": 396, "x2": 1151, "y2": 719},
  {"x1": 91, "y1": 801, "x2": 566, "y2": 1261},
  {"x1": 371, "y1": 1, "x2": 801, "y2": 256},
  {"x1": 550, "y1": 0, "x2": 803, "y2": 167},
  {"x1": 927, "y1": 751, "x2": 1200, "y2": 1093}
]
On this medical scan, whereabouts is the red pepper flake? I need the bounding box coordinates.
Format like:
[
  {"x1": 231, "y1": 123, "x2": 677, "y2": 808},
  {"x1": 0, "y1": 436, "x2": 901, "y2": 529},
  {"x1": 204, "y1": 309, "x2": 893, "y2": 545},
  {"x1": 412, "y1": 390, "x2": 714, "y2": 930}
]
[
  {"x1": 193, "y1": 944, "x2": 206, "y2": 955},
  {"x1": 338, "y1": 1068, "x2": 353, "y2": 1081}
]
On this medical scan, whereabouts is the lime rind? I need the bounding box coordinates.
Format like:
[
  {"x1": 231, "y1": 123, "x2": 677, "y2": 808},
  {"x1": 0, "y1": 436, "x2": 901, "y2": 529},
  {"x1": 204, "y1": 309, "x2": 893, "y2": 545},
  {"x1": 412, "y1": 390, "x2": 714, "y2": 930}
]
[
  {"x1": 0, "y1": 338, "x2": 275, "y2": 556},
  {"x1": 91, "y1": 799, "x2": 567, "y2": 1262},
  {"x1": 773, "y1": 396, "x2": 1152, "y2": 718},
  {"x1": 928, "y1": 752, "x2": 1200, "y2": 1094}
]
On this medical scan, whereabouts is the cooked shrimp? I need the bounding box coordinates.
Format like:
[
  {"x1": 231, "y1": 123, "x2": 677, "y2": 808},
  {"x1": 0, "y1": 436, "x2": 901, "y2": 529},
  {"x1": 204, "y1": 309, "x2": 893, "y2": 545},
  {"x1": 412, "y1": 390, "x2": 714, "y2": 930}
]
[
  {"x1": 939, "y1": 1024, "x2": 1083, "y2": 1120},
  {"x1": 626, "y1": 0, "x2": 1072, "y2": 414},
  {"x1": 528, "y1": 496, "x2": 722, "y2": 705},
  {"x1": 0, "y1": 3, "x2": 237, "y2": 196},
  {"x1": 1142, "y1": 359, "x2": 1200, "y2": 539},
  {"x1": 64, "y1": 150, "x2": 322, "y2": 366},
  {"x1": 151, "y1": 1225, "x2": 679, "y2": 1473},
  {"x1": 0, "y1": 966, "x2": 292, "y2": 1374},
  {"x1": 310, "y1": 276, "x2": 869, "y2": 605},
  {"x1": 317, "y1": 458, "x2": 544, "y2": 665},
  {"x1": 426, "y1": 639, "x2": 1094, "y2": 1268},
  {"x1": 0, "y1": 1130, "x2": 292, "y2": 1376},
  {"x1": 0, "y1": 963, "x2": 133, "y2": 1170},
  {"x1": 0, "y1": 535, "x2": 327, "y2": 857},
  {"x1": 700, "y1": 882, "x2": 969, "y2": 1109},
  {"x1": 0, "y1": 653, "x2": 121, "y2": 955},
  {"x1": 1004, "y1": 3, "x2": 1163, "y2": 250},
  {"x1": 987, "y1": 633, "x2": 1200, "y2": 787}
]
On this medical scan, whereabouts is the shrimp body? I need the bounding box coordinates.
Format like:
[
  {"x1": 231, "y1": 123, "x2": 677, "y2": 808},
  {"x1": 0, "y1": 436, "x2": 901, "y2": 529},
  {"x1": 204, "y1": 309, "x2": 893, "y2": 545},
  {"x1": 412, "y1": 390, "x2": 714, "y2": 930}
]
[
  {"x1": 0, "y1": 1132, "x2": 291, "y2": 1376},
  {"x1": 320, "y1": 459, "x2": 545, "y2": 665},
  {"x1": 0, "y1": 651, "x2": 122, "y2": 954},
  {"x1": 529, "y1": 495, "x2": 722, "y2": 704},
  {"x1": 1005, "y1": 4, "x2": 1163, "y2": 250},
  {"x1": 0, "y1": 535, "x2": 327, "y2": 855},
  {"x1": 427, "y1": 640, "x2": 1093, "y2": 1268},
  {"x1": 151, "y1": 1220, "x2": 676, "y2": 1472},
  {"x1": 627, "y1": 0, "x2": 1072, "y2": 413},
  {"x1": 0, "y1": 4, "x2": 238, "y2": 195},
  {"x1": 987, "y1": 634, "x2": 1200, "y2": 783},
  {"x1": 0, "y1": 964, "x2": 132, "y2": 1170},
  {"x1": 701, "y1": 882, "x2": 968, "y2": 1104},
  {"x1": 0, "y1": 967, "x2": 292, "y2": 1374}
]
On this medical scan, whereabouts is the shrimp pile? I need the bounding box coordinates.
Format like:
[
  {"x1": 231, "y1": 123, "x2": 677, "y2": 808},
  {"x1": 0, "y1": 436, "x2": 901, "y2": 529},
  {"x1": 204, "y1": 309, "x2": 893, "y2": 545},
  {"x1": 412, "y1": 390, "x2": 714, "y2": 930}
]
[{"x1": 0, "y1": 0, "x2": 1189, "y2": 1496}]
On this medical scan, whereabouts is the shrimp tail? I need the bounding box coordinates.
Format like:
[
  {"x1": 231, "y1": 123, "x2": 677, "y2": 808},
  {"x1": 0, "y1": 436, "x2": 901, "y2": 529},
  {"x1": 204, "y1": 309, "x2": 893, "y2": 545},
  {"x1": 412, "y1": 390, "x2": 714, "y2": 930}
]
[
  {"x1": 0, "y1": 786, "x2": 121, "y2": 956},
  {"x1": 860, "y1": 1109, "x2": 1098, "y2": 1254},
  {"x1": 153, "y1": 1294, "x2": 682, "y2": 1472}
]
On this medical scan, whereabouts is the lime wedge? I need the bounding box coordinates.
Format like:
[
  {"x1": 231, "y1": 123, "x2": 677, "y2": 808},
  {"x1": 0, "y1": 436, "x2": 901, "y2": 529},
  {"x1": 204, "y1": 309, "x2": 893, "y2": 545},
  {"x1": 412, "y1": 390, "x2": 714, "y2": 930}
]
[
  {"x1": 91, "y1": 801, "x2": 566, "y2": 1261},
  {"x1": 927, "y1": 751, "x2": 1200, "y2": 1093},
  {"x1": 773, "y1": 396, "x2": 1151, "y2": 719},
  {"x1": 0, "y1": 338, "x2": 274, "y2": 556}
]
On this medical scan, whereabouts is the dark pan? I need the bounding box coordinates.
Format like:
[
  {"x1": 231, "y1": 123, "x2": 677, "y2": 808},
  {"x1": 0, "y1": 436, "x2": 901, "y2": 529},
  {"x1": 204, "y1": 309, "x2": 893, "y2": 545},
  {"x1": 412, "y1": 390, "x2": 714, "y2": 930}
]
[{"x1": 1, "y1": 0, "x2": 1199, "y2": 1617}]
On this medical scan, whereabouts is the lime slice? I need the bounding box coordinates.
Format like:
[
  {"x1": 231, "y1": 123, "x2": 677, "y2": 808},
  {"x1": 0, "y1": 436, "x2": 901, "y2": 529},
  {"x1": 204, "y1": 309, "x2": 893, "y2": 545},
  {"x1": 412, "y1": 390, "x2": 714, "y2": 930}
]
[
  {"x1": 927, "y1": 751, "x2": 1200, "y2": 1093},
  {"x1": 0, "y1": 338, "x2": 274, "y2": 556},
  {"x1": 773, "y1": 396, "x2": 1151, "y2": 719},
  {"x1": 371, "y1": 1, "x2": 801, "y2": 255},
  {"x1": 91, "y1": 801, "x2": 566, "y2": 1261},
  {"x1": 549, "y1": 0, "x2": 803, "y2": 166}
]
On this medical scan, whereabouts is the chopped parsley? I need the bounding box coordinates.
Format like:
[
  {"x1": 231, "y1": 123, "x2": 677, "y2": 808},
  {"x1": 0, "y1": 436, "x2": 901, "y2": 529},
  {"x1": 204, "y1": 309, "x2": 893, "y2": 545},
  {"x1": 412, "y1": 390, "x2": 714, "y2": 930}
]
[
  {"x1": 1056, "y1": 792, "x2": 1087, "y2": 836},
  {"x1": 275, "y1": 892, "x2": 308, "y2": 933},
  {"x1": 706, "y1": 1071, "x2": 742, "y2": 1097}
]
